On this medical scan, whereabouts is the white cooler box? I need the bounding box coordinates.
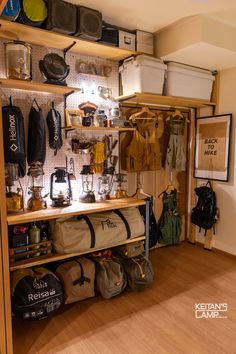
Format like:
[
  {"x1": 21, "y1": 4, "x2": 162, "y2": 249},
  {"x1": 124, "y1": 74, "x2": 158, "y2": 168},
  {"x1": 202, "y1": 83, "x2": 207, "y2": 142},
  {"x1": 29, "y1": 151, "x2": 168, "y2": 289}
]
[
  {"x1": 119, "y1": 55, "x2": 167, "y2": 96},
  {"x1": 164, "y1": 62, "x2": 215, "y2": 100}
]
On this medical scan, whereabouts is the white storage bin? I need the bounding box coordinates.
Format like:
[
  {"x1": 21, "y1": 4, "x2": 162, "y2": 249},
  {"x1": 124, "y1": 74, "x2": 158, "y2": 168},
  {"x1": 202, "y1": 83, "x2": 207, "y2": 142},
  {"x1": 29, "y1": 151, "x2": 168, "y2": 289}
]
[
  {"x1": 164, "y1": 62, "x2": 215, "y2": 100},
  {"x1": 119, "y1": 55, "x2": 167, "y2": 96}
]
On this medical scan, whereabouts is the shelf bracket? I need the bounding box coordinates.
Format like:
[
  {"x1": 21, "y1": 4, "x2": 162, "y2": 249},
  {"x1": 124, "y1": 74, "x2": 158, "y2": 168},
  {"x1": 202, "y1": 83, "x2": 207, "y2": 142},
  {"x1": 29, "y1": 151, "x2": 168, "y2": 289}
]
[
  {"x1": 64, "y1": 90, "x2": 75, "y2": 109},
  {"x1": 63, "y1": 41, "x2": 76, "y2": 59}
]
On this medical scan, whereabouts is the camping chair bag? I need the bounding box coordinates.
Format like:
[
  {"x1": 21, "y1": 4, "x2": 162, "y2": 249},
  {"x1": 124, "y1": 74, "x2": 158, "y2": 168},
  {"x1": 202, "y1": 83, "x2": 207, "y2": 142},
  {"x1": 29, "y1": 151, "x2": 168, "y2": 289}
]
[
  {"x1": 50, "y1": 207, "x2": 145, "y2": 254},
  {"x1": 55, "y1": 257, "x2": 95, "y2": 304},
  {"x1": 11, "y1": 267, "x2": 64, "y2": 320},
  {"x1": 46, "y1": 0, "x2": 77, "y2": 35}
]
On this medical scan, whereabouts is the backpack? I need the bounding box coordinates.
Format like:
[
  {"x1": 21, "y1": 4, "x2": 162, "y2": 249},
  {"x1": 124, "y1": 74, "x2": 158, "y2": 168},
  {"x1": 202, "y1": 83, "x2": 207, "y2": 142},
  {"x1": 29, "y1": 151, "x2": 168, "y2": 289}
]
[
  {"x1": 138, "y1": 197, "x2": 158, "y2": 249},
  {"x1": 191, "y1": 182, "x2": 218, "y2": 235}
]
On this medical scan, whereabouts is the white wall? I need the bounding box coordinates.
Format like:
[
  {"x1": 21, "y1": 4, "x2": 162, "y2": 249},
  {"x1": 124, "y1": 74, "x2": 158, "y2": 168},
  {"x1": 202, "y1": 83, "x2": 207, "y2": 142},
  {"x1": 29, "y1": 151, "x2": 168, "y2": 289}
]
[{"x1": 196, "y1": 67, "x2": 236, "y2": 255}]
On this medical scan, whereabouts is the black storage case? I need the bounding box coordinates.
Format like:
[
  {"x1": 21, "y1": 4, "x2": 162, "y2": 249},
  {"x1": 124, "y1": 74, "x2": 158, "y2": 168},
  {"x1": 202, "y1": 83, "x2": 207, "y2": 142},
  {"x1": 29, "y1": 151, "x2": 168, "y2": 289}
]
[
  {"x1": 46, "y1": 0, "x2": 77, "y2": 35},
  {"x1": 75, "y1": 6, "x2": 102, "y2": 41},
  {"x1": 100, "y1": 25, "x2": 118, "y2": 46}
]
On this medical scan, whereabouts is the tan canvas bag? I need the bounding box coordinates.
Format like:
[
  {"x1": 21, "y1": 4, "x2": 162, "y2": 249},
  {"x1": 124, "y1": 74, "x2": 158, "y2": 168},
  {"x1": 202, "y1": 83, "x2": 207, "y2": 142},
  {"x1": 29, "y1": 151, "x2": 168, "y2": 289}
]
[{"x1": 56, "y1": 257, "x2": 95, "y2": 304}]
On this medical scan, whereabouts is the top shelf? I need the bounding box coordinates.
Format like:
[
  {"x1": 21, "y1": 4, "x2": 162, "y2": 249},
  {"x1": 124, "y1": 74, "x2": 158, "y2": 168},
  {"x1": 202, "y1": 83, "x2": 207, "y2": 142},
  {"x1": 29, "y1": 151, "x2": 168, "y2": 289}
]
[
  {"x1": 116, "y1": 92, "x2": 216, "y2": 109},
  {"x1": 0, "y1": 19, "x2": 137, "y2": 61},
  {"x1": 7, "y1": 198, "x2": 146, "y2": 225}
]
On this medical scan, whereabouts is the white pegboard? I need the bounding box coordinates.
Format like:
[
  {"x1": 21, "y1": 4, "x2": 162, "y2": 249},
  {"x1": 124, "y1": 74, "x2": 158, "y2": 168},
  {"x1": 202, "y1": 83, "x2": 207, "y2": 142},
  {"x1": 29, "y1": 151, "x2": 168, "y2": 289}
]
[{"x1": 0, "y1": 39, "x2": 120, "y2": 203}]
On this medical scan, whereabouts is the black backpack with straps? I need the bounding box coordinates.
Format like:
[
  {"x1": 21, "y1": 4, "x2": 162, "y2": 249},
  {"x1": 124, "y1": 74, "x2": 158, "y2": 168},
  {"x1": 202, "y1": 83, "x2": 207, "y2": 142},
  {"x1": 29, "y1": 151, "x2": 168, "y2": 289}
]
[{"x1": 191, "y1": 181, "x2": 218, "y2": 235}]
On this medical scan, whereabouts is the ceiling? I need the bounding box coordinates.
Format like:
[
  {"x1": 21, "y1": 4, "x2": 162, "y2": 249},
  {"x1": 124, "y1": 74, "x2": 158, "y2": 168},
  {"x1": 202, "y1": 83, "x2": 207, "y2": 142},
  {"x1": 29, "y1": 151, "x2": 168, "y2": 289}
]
[{"x1": 69, "y1": 0, "x2": 236, "y2": 32}]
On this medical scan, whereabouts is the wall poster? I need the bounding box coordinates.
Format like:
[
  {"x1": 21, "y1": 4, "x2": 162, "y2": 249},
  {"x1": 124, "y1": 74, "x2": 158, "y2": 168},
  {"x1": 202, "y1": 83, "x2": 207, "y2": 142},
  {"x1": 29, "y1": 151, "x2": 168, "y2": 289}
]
[{"x1": 194, "y1": 114, "x2": 232, "y2": 181}]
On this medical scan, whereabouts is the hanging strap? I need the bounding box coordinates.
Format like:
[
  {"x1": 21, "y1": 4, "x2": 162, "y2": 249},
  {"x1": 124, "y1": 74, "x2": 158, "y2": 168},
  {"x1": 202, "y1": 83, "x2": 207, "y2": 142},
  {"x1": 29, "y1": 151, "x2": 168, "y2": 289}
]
[
  {"x1": 32, "y1": 98, "x2": 40, "y2": 110},
  {"x1": 113, "y1": 209, "x2": 131, "y2": 239},
  {"x1": 9, "y1": 96, "x2": 13, "y2": 106},
  {"x1": 77, "y1": 215, "x2": 96, "y2": 248},
  {"x1": 72, "y1": 259, "x2": 90, "y2": 286}
]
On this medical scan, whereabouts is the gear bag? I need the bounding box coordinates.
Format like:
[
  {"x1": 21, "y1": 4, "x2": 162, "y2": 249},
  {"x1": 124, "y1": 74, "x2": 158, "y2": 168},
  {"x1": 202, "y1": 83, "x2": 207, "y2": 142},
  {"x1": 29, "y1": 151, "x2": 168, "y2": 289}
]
[
  {"x1": 55, "y1": 257, "x2": 95, "y2": 304},
  {"x1": 1, "y1": 0, "x2": 21, "y2": 21},
  {"x1": 2, "y1": 97, "x2": 26, "y2": 177},
  {"x1": 138, "y1": 197, "x2": 158, "y2": 249},
  {"x1": 90, "y1": 250, "x2": 127, "y2": 299},
  {"x1": 46, "y1": 104, "x2": 63, "y2": 156},
  {"x1": 11, "y1": 267, "x2": 64, "y2": 320},
  {"x1": 121, "y1": 254, "x2": 154, "y2": 291},
  {"x1": 158, "y1": 189, "x2": 182, "y2": 245},
  {"x1": 27, "y1": 100, "x2": 46, "y2": 165},
  {"x1": 191, "y1": 181, "x2": 218, "y2": 235}
]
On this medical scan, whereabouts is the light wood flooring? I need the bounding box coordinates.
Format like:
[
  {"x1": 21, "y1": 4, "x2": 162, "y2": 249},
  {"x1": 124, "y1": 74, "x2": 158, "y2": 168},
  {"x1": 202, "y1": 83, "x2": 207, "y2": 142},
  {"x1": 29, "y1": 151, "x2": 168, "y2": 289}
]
[{"x1": 13, "y1": 242, "x2": 236, "y2": 354}]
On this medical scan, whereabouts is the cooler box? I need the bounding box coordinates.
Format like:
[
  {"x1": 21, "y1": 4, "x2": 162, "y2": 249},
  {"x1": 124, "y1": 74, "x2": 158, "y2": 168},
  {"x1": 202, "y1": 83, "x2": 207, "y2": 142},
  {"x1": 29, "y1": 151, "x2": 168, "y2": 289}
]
[
  {"x1": 164, "y1": 62, "x2": 215, "y2": 100},
  {"x1": 119, "y1": 55, "x2": 166, "y2": 96}
]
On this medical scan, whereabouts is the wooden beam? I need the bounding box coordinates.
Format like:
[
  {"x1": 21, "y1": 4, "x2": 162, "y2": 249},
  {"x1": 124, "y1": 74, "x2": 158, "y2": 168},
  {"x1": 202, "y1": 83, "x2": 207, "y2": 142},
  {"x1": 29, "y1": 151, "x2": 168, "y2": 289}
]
[{"x1": 0, "y1": 0, "x2": 7, "y2": 15}]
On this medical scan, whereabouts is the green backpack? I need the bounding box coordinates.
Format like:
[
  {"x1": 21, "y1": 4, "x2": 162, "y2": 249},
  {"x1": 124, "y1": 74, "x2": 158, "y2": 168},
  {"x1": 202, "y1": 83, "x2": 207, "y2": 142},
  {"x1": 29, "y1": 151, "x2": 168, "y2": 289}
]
[{"x1": 158, "y1": 189, "x2": 182, "y2": 245}]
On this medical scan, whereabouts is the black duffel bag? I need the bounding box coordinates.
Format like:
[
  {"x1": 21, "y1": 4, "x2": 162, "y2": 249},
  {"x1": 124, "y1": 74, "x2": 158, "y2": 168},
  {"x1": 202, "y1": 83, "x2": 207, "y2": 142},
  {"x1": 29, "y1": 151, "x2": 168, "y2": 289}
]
[{"x1": 11, "y1": 267, "x2": 64, "y2": 320}]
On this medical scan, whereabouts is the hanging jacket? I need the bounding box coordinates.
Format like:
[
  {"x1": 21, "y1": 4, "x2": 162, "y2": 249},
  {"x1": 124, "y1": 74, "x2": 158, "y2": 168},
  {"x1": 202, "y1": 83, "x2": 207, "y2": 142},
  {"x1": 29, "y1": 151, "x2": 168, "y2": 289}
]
[
  {"x1": 2, "y1": 98, "x2": 26, "y2": 177},
  {"x1": 125, "y1": 130, "x2": 147, "y2": 172},
  {"x1": 27, "y1": 105, "x2": 46, "y2": 165},
  {"x1": 158, "y1": 189, "x2": 182, "y2": 245}
]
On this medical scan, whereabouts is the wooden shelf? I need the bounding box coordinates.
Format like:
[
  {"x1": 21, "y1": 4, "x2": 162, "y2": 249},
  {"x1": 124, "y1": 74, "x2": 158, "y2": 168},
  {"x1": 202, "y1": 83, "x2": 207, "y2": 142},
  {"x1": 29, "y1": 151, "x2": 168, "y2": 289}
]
[
  {"x1": 0, "y1": 78, "x2": 80, "y2": 95},
  {"x1": 9, "y1": 235, "x2": 145, "y2": 271},
  {"x1": 7, "y1": 198, "x2": 145, "y2": 225},
  {"x1": 78, "y1": 73, "x2": 108, "y2": 80},
  {"x1": 63, "y1": 126, "x2": 135, "y2": 132},
  {"x1": 116, "y1": 92, "x2": 216, "y2": 109},
  {"x1": 0, "y1": 19, "x2": 137, "y2": 61}
]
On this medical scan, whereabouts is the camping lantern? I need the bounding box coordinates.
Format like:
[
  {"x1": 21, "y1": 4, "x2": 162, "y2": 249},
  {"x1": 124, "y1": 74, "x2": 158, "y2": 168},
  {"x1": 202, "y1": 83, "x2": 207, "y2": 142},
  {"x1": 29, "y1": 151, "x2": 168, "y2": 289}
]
[
  {"x1": 50, "y1": 167, "x2": 72, "y2": 207},
  {"x1": 114, "y1": 173, "x2": 128, "y2": 199},
  {"x1": 98, "y1": 167, "x2": 114, "y2": 200},
  {"x1": 27, "y1": 162, "x2": 47, "y2": 211},
  {"x1": 5, "y1": 163, "x2": 24, "y2": 213},
  {"x1": 79, "y1": 165, "x2": 95, "y2": 203}
]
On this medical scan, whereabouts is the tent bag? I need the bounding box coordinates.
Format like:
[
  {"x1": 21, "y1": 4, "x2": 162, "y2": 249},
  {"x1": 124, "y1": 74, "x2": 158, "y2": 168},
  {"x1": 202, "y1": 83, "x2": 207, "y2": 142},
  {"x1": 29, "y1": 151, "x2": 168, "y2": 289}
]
[
  {"x1": 114, "y1": 241, "x2": 144, "y2": 259},
  {"x1": 122, "y1": 255, "x2": 154, "y2": 291},
  {"x1": 27, "y1": 106, "x2": 46, "y2": 165},
  {"x1": 1, "y1": 0, "x2": 21, "y2": 21},
  {"x1": 18, "y1": 0, "x2": 47, "y2": 27},
  {"x1": 91, "y1": 253, "x2": 127, "y2": 299},
  {"x1": 11, "y1": 267, "x2": 64, "y2": 320},
  {"x1": 2, "y1": 103, "x2": 26, "y2": 177},
  {"x1": 50, "y1": 207, "x2": 145, "y2": 254},
  {"x1": 55, "y1": 257, "x2": 95, "y2": 304},
  {"x1": 46, "y1": 0, "x2": 77, "y2": 35}
]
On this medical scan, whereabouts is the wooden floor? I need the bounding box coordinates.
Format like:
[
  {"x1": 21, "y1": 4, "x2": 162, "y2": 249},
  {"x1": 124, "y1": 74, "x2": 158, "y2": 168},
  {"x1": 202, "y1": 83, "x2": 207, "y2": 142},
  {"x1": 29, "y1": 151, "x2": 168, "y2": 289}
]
[{"x1": 13, "y1": 242, "x2": 236, "y2": 354}]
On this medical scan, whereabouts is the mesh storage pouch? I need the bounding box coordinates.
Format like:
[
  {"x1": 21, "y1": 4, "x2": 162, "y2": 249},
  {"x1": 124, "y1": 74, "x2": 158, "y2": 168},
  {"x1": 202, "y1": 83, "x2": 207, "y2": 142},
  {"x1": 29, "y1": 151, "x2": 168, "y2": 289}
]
[
  {"x1": 11, "y1": 267, "x2": 64, "y2": 320},
  {"x1": 55, "y1": 257, "x2": 95, "y2": 304},
  {"x1": 46, "y1": 0, "x2": 77, "y2": 35}
]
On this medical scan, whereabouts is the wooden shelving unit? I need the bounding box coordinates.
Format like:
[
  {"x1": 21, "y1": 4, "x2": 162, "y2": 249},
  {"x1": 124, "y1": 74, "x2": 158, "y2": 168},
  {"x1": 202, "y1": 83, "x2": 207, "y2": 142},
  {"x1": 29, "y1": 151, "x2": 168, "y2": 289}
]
[
  {"x1": 116, "y1": 92, "x2": 216, "y2": 108},
  {"x1": 63, "y1": 126, "x2": 135, "y2": 132},
  {"x1": 7, "y1": 198, "x2": 145, "y2": 225},
  {"x1": 0, "y1": 19, "x2": 137, "y2": 61},
  {"x1": 0, "y1": 78, "x2": 80, "y2": 95},
  {"x1": 9, "y1": 235, "x2": 145, "y2": 272}
]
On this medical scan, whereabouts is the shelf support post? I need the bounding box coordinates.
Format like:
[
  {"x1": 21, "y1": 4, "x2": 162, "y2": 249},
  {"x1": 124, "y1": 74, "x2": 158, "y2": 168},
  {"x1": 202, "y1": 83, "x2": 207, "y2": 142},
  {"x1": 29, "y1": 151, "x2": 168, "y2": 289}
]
[{"x1": 145, "y1": 198, "x2": 150, "y2": 258}]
